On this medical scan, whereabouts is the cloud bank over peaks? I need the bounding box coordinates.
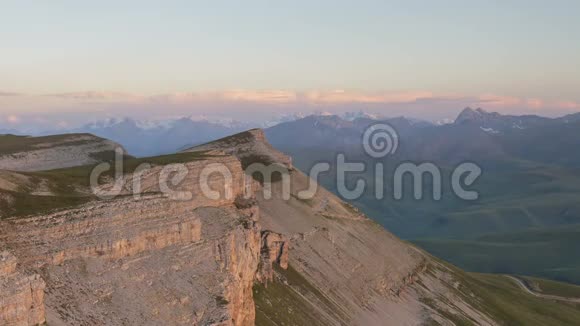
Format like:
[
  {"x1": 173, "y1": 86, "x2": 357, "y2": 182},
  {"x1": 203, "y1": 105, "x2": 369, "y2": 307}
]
[{"x1": 1, "y1": 89, "x2": 579, "y2": 132}]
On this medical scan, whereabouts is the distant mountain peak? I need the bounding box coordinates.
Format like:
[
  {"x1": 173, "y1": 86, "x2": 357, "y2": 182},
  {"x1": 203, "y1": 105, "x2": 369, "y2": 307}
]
[
  {"x1": 455, "y1": 107, "x2": 479, "y2": 124},
  {"x1": 461, "y1": 106, "x2": 476, "y2": 113},
  {"x1": 453, "y1": 107, "x2": 557, "y2": 134},
  {"x1": 455, "y1": 107, "x2": 499, "y2": 125}
]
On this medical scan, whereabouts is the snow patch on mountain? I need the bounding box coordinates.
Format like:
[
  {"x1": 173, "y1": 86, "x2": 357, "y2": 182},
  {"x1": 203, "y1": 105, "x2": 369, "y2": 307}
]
[
  {"x1": 436, "y1": 118, "x2": 455, "y2": 125},
  {"x1": 341, "y1": 111, "x2": 382, "y2": 121},
  {"x1": 480, "y1": 126, "x2": 500, "y2": 134}
]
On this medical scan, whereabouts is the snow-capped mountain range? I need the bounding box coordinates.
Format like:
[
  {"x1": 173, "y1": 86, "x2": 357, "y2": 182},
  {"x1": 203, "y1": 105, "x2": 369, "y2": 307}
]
[
  {"x1": 73, "y1": 112, "x2": 431, "y2": 156},
  {"x1": 1, "y1": 111, "x2": 431, "y2": 156}
]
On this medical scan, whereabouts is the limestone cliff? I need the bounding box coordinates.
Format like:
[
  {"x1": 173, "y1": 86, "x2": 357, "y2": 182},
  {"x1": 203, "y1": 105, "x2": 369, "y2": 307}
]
[
  {"x1": 0, "y1": 129, "x2": 528, "y2": 325},
  {"x1": 0, "y1": 251, "x2": 46, "y2": 326}
]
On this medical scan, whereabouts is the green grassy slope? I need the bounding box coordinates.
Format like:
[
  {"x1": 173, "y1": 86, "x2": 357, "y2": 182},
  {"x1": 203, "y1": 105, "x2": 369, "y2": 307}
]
[
  {"x1": 416, "y1": 255, "x2": 580, "y2": 325},
  {"x1": 457, "y1": 272, "x2": 580, "y2": 325},
  {"x1": 414, "y1": 224, "x2": 580, "y2": 284},
  {"x1": 521, "y1": 276, "x2": 580, "y2": 298}
]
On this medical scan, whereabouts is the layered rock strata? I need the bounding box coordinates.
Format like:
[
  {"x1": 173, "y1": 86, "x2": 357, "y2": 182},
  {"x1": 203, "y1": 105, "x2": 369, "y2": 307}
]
[{"x1": 1, "y1": 130, "x2": 499, "y2": 325}]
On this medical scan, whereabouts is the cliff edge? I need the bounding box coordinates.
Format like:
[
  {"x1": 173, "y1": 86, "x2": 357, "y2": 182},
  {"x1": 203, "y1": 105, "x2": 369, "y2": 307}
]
[{"x1": 1, "y1": 129, "x2": 577, "y2": 325}]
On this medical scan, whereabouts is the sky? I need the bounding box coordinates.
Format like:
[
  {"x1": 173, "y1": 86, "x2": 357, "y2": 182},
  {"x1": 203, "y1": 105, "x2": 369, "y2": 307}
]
[{"x1": 1, "y1": 1, "x2": 579, "y2": 129}]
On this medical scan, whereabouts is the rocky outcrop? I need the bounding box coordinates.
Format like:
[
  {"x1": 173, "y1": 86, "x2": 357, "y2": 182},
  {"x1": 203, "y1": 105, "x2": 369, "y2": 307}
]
[
  {"x1": 0, "y1": 251, "x2": 16, "y2": 275},
  {"x1": 220, "y1": 219, "x2": 262, "y2": 326},
  {"x1": 183, "y1": 129, "x2": 293, "y2": 170},
  {"x1": 0, "y1": 251, "x2": 46, "y2": 326},
  {"x1": 257, "y1": 231, "x2": 289, "y2": 283},
  {"x1": 0, "y1": 133, "x2": 127, "y2": 172}
]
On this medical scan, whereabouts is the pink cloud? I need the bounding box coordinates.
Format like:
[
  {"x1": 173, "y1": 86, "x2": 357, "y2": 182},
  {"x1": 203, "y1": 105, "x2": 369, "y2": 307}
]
[
  {"x1": 303, "y1": 90, "x2": 435, "y2": 104},
  {"x1": 149, "y1": 89, "x2": 447, "y2": 105},
  {"x1": 476, "y1": 94, "x2": 523, "y2": 107},
  {"x1": 2, "y1": 90, "x2": 576, "y2": 122},
  {"x1": 554, "y1": 101, "x2": 580, "y2": 110},
  {"x1": 46, "y1": 91, "x2": 144, "y2": 102},
  {"x1": 6, "y1": 115, "x2": 20, "y2": 124},
  {"x1": 221, "y1": 90, "x2": 297, "y2": 103},
  {"x1": 31, "y1": 89, "x2": 580, "y2": 113},
  {"x1": 148, "y1": 90, "x2": 297, "y2": 104},
  {"x1": 526, "y1": 98, "x2": 544, "y2": 109}
]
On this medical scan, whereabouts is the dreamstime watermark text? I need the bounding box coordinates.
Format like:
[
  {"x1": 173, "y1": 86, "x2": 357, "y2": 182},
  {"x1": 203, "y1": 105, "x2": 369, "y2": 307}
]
[{"x1": 90, "y1": 124, "x2": 482, "y2": 202}]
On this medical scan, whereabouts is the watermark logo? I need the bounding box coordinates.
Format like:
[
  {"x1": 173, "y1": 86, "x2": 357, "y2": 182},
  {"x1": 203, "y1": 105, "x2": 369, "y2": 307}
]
[
  {"x1": 89, "y1": 123, "x2": 482, "y2": 203},
  {"x1": 362, "y1": 123, "x2": 398, "y2": 158}
]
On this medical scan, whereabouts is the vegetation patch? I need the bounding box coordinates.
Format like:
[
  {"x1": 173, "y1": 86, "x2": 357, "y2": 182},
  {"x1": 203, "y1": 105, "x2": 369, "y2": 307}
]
[
  {"x1": 521, "y1": 276, "x2": 580, "y2": 298},
  {"x1": 436, "y1": 261, "x2": 580, "y2": 326},
  {"x1": 215, "y1": 295, "x2": 229, "y2": 306}
]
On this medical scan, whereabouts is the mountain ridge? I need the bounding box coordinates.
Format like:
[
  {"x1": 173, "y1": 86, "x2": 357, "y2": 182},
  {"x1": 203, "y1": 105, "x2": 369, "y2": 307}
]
[
  {"x1": 0, "y1": 133, "x2": 128, "y2": 172},
  {"x1": 3, "y1": 129, "x2": 580, "y2": 324}
]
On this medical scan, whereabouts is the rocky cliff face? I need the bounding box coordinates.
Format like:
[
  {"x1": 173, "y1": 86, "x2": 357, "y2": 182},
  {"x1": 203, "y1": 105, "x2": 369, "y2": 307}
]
[
  {"x1": 0, "y1": 251, "x2": 46, "y2": 326},
  {"x1": 0, "y1": 133, "x2": 127, "y2": 172},
  {"x1": 257, "y1": 231, "x2": 289, "y2": 283},
  {"x1": 1, "y1": 129, "x2": 500, "y2": 325},
  {"x1": 0, "y1": 153, "x2": 288, "y2": 325}
]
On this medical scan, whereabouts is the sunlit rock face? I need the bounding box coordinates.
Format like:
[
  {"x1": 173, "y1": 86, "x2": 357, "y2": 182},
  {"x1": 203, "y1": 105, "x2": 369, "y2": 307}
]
[
  {"x1": 0, "y1": 129, "x2": 500, "y2": 325},
  {"x1": 0, "y1": 251, "x2": 46, "y2": 326}
]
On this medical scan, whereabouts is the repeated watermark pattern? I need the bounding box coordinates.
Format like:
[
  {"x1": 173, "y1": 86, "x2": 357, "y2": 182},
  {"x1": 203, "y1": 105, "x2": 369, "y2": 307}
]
[{"x1": 90, "y1": 123, "x2": 482, "y2": 202}]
